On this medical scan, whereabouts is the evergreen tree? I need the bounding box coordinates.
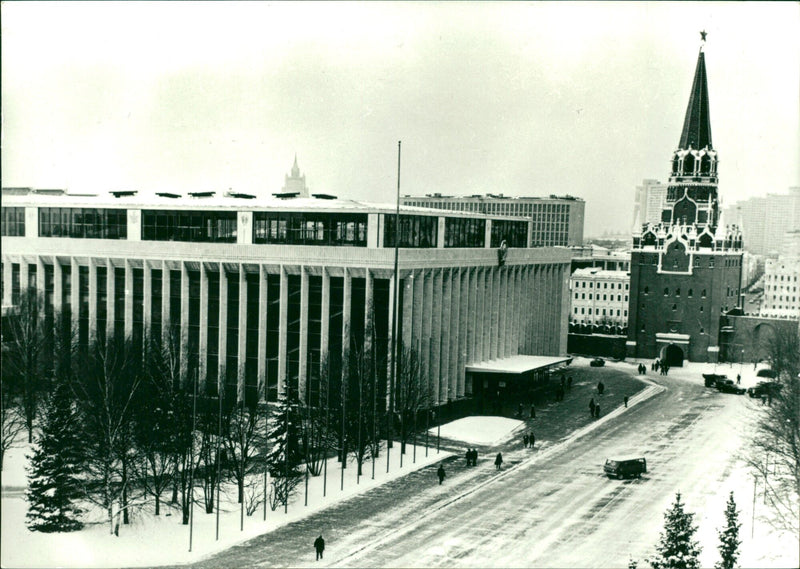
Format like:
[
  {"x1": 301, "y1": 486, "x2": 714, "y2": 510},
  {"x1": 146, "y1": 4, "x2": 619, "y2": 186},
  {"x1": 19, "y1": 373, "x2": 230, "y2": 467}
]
[
  {"x1": 265, "y1": 389, "x2": 304, "y2": 510},
  {"x1": 715, "y1": 492, "x2": 742, "y2": 569},
  {"x1": 648, "y1": 493, "x2": 702, "y2": 569},
  {"x1": 25, "y1": 379, "x2": 85, "y2": 532}
]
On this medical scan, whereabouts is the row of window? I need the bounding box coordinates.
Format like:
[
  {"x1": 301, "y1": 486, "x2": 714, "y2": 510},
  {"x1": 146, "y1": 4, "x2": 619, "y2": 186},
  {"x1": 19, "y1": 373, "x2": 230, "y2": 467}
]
[
  {"x1": 574, "y1": 281, "x2": 629, "y2": 290},
  {"x1": 574, "y1": 293, "x2": 629, "y2": 302},
  {"x1": 490, "y1": 220, "x2": 528, "y2": 248},
  {"x1": 765, "y1": 274, "x2": 799, "y2": 282},
  {"x1": 253, "y1": 212, "x2": 368, "y2": 246},
  {"x1": 444, "y1": 217, "x2": 486, "y2": 248},
  {"x1": 573, "y1": 307, "x2": 628, "y2": 317},
  {"x1": 1, "y1": 207, "x2": 25, "y2": 236},
  {"x1": 384, "y1": 215, "x2": 439, "y2": 248},
  {"x1": 141, "y1": 210, "x2": 237, "y2": 243},
  {"x1": 643, "y1": 286, "x2": 706, "y2": 298},
  {"x1": 39, "y1": 207, "x2": 128, "y2": 239}
]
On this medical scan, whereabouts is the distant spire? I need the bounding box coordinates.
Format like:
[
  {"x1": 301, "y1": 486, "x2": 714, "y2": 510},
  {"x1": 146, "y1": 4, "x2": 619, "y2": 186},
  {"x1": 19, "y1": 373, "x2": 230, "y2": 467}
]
[
  {"x1": 678, "y1": 45, "x2": 713, "y2": 150},
  {"x1": 291, "y1": 153, "x2": 300, "y2": 177}
]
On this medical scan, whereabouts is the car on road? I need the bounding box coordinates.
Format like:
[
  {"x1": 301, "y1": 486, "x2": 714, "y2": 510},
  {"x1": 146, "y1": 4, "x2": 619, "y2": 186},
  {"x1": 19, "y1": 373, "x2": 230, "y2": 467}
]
[
  {"x1": 703, "y1": 373, "x2": 727, "y2": 387},
  {"x1": 604, "y1": 456, "x2": 647, "y2": 479},
  {"x1": 715, "y1": 378, "x2": 746, "y2": 395},
  {"x1": 747, "y1": 381, "x2": 781, "y2": 398},
  {"x1": 590, "y1": 358, "x2": 605, "y2": 367},
  {"x1": 756, "y1": 368, "x2": 777, "y2": 378}
]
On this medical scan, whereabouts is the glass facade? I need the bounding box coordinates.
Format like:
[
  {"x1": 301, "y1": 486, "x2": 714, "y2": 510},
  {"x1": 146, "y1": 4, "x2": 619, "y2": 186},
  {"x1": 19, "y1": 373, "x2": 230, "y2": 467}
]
[
  {"x1": 444, "y1": 217, "x2": 485, "y2": 248},
  {"x1": 491, "y1": 220, "x2": 528, "y2": 248},
  {"x1": 39, "y1": 208, "x2": 127, "y2": 239},
  {"x1": 1, "y1": 207, "x2": 25, "y2": 236},
  {"x1": 141, "y1": 210, "x2": 236, "y2": 243},
  {"x1": 384, "y1": 215, "x2": 438, "y2": 248},
  {"x1": 253, "y1": 212, "x2": 368, "y2": 246}
]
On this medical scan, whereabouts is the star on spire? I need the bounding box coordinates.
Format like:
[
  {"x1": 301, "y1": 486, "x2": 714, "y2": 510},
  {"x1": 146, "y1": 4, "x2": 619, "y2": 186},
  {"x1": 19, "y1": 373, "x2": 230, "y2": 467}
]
[{"x1": 700, "y1": 30, "x2": 707, "y2": 42}]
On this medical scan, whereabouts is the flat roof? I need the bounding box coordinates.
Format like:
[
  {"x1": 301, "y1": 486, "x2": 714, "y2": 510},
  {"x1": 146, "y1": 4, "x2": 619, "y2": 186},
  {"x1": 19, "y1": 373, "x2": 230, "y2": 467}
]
[{"x1": 465, "y1": 355, "x2": 572, "y2": 375}]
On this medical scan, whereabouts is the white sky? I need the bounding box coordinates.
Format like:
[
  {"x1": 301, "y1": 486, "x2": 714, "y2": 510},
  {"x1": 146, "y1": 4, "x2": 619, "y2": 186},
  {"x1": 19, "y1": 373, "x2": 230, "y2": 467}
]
[{"x1": 2, "y1": 1, "x2": 798, "y2": 236}]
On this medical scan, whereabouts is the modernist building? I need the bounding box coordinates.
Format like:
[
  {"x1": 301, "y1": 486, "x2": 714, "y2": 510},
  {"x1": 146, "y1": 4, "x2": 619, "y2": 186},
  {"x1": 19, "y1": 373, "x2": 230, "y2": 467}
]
[
  {"x1": 1, "y1": 188, "x2": 571, "y2": 412},
  {"x1": 570, "y1": 244, "x2": 630, "y2": 273},
  {"x1": 632, "y1": 179, "x2": 668, "y2": 230},
  {"x1": 569, "y1": 268, "x2": 630, "y2": 330},
  {"x1": 760, "y1": 258, "x2": 800, "y2": 320},
  {"x1": 724, "y1": 187, "x2": 800, "y2": 256},
  {"x1": 400, "y1": 194, "x2": 585, "y2": 248},
  {"x1": 627, "y1": 40, "x2": 743, "y2": 365}
]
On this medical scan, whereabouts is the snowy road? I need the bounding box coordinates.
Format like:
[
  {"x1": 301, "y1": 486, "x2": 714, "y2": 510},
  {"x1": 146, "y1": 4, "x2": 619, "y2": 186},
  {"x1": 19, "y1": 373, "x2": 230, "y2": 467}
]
[{"x1": 190, "y1": 372, "x2": 752, "y2": 568}]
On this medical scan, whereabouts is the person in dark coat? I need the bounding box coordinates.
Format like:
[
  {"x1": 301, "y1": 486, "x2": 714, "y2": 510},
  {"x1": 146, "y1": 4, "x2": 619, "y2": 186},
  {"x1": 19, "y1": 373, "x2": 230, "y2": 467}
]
[
  {"x1": 736, "y1": 374, "x2": 741, "y2": 385},
  {"x1": 624, "y1": 395, "x2": 629, "y2": 408},
  {"x1": 529, "y1": 432, "x2": 535, "y2": 450},
  {"x1": 597, "y1": 381, "x2": 605, "y2": 395},
  {"x1": 494, "y1": 452, "x2": 503, "y2": 470},
  {"x1": 465, "y1": 448, "x2": 471, "y2": 466},
  {"x1": 437, "y1": 464, "x2": 446, "y2": 485},
  {"x1": 523, "y1": 434, "x2": 529, "y2": 448},
  {"x1": 567, "y1": 376, "x2": 573, "y2": 390},
  {"x1": 589, "y1": 398, "x2": 596, "y2": 417},
  {"x1": 314, "y1": 535, "x2": 325, "y2": 560},
  {"x1": 530, "y1": 403, "x2": 536, "y2": 419},
  {"x1": 594, "y1": 403, "x2": 601, "y2": 418},
  {"x1": 472, "y1": 448, "x2": 478, "y2": 465}
]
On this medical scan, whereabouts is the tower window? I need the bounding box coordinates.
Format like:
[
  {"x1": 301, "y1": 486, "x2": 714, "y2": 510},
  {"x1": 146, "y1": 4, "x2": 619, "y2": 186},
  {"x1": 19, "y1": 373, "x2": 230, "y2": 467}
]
[
  {"x1": 688, "y1": 288, "x2": 693, "y2": 297},
  {"x1": 675, "y1": 288, "x2": 680, "y2": 296},
  {"x1": 664, "y1": 288, "x2": 669, "y2": 296},
  {"x1": 701, "y1": 289, "x2": 706, "y2": 298}
]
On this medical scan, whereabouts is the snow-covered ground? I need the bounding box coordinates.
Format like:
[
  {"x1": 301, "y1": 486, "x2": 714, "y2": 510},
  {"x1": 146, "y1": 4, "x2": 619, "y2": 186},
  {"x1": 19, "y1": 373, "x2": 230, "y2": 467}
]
[{"x1": 432, "y1": 416, "x2": 523, "y2": 446}]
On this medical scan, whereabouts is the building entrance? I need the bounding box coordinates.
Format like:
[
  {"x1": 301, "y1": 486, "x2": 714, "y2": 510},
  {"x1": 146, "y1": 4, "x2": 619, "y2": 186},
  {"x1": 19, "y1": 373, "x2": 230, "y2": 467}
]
[{"x1": 662, "y1": 344, "x2": 684, "y2": 367}]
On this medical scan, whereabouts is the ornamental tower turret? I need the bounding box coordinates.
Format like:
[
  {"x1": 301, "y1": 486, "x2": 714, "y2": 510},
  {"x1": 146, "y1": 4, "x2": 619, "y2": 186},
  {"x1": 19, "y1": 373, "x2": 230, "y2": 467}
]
[{"x1": 627, "y1": 32, "x2": 743, "y2": 366}]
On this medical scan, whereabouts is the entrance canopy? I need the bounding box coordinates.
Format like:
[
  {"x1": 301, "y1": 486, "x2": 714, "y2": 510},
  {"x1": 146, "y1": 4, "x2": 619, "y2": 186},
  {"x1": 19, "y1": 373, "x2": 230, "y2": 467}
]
[{"x1": 466, "y1": 355, "x2": 572, "y2": 375}]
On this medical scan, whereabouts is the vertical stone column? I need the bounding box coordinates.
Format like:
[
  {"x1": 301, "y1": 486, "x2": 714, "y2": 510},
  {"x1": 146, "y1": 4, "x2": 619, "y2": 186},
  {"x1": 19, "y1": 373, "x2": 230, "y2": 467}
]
[
  {"x1": 298, "y1": 267, "x2": 309, "y2": 402},
  {"x1": 431, "y1": 269, "x2": 445, "y2": 403},
  {"x1": 53, "y1": 259, "x2": 63, "y2": 314},
  {"x1": 125, "y1": 259, "x2": 134, "y2": 340},
  {"x1": 161, "y1": 261, "x2": 170, "y2": 348},
  {"x1": 320, "y1": 268, "x2": 330, "y2": 381},
  {"x1": 105, "y1": 260, "x2": 114, "y2": 342},
  {"x1": 89, "y1": 258, "x2": 98, "y2": 346},
  {"x1": 2, "y1": 261, "x2": 12, "y2": 306},
  {"x1": 401, "y1": 272, "x2": 413, "y2": 354},
  {"x1": 545, "y1": 265, "x2": 554, "y2": 355},
  {"x1": 36, "y1": 258, "x2": 46, "y2": 299},
  {"x1": 199, "y1": 263, "x2": 209, "y2": 391},
  {"x1": 180, "y1": 263, "x2": 190, "y2": 386},
  {"x1": 448, "y1": 268, "x2": 460, "y2": 399},
  {"x1": 498, "y1": 267, "x2": 507, "y2": 358},
  {"x1": 237, "y1": 264, "x2": 248, "y2": 403},
  {"x1": 71, "y1": 258, "x2": 80, "y2": 332},
  {"x1": 143, "y1": 262, "x2": 152, "y2": 347},
  {"x1": 411, "y1": 270, "x2": 423, "y2": 357},
  {"x1": 533, "y1": 265, "x2": 543, "y2": 354},
  {"x1": 422, "y1": 269, "x2": 434, "y2": 401},
  {"x1": 513, "y1": 266, "x2": 522, "y2": 355},
  {"x1": 457, "y1": 268, "x2": 469, "y2": 396},
  {"x1": 278, "y1": 266, "x2": 288, "y2": 396},
  {"x1": 559, "y1": 264, "x2": 570, "y2": 355},
  {"x1": 20, "y1": 262, "x2": 29, "y2": 297},
  {"x1": 464, "y1": 267, "x2": 475, "y2": 366},
  {"x1": 475, "y1": 268, "x2": 485, "y2": 362},
  {"x1": 341, "y1": 268, "x2": 352, "y2": 391},
  {"x1": 257, "y1": 265, "x2": 268, "y2": 400},
  {"x1": 217, "y1": 264, "x2": 228, "y2": 396},
  {"x1": 489, "y1": 267, "x2": 499, "y2": 360}
]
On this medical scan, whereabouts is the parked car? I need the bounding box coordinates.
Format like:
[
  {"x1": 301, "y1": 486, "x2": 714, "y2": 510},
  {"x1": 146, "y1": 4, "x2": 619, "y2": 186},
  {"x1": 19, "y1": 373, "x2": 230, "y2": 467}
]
[
  {"x1": 703, "y1": 373, "x2": 727, "y2": 387},
  {"x1": 756, "y1": 368, "x2": 777, "y2": 378},
  {"x1": 715, "y1": 378, "x2": 746, "y2": 395},
  {"x1": 747, "y1": 381, "x2": 781, "y2": 398},
  {"x1": 604, "y1": 456, "x2": 647, "y2": 479},
  {"x1": 590, "y1": 358, "x2": 605, "y2": 367}
]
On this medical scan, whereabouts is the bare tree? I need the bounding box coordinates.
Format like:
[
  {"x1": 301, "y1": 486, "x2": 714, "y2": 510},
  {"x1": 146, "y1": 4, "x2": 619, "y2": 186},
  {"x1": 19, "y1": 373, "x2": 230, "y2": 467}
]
[
  {"x1": 2, "y1": 288, "x2": 52, "y2": 443},
  {"x1": 746, "y1": 325, "x2": 800, "y2": 557},
  {"x1": 223, "y1": 399, "x2": 262, "y2": 505},
  {"x1": 301, "y1": 359, "x2": 334, "y2": 477},
  {"x1": 0, "y1": 388, "x2": 25, "y2": 472},
  {"x1": 341, "y1": 345, "x2": 380, "y2": 476},
  {"x1": 72, "y1": 338, "x2": 142, "y2": 535},
  {"x1": 395, "y1": 346, "x2": 432, "y2": 455}
]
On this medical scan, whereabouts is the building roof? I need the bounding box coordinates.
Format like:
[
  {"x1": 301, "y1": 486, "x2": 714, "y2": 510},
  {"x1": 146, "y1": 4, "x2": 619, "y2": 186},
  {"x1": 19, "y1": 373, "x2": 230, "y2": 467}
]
[
  {"x1": 465, "y1": 355, "x2": 572, "y2": 375},
  {"x1": 678, "y1": 50, "x2": 713, "y2": 150},
  {"x1": 571, "y1": 267, "x2": 630, "y2": 279},
  {"x1": 0, "y1": 188, "x2": 526, "y2": 221}
]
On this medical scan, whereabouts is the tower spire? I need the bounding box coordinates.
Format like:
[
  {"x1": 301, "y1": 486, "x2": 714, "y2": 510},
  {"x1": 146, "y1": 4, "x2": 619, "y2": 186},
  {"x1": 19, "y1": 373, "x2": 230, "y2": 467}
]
[{"x1": 679, "y1": 35, "x2": 713, "y2": 150}]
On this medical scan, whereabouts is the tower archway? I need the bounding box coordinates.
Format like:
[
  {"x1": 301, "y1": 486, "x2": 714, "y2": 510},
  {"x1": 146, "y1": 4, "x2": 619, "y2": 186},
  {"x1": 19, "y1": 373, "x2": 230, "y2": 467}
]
[{"x1": 660, "y1": 344, "x2": 684, "y2": 367}]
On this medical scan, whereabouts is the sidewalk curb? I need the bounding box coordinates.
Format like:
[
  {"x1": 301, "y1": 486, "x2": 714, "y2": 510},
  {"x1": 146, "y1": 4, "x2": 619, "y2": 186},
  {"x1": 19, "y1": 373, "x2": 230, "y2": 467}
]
[{"x1": 330, "y1": 381, "x2": 666, "y2": 566}]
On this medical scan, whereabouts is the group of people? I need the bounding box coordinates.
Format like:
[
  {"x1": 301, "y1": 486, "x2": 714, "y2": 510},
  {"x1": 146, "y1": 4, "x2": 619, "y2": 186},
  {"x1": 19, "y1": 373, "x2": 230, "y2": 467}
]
[
  {"x1": 652, "y1": 359, "x2": 670, "y2": 375},
  {"x1": 637, "y1": 363, "x2": 647, "y2": 374},
  {"x1": 522, "y1": 432, "x2": 536, "y2": 449},
  {"x1": 464, "y1": 448, "x2": 479, "y2": 466}
]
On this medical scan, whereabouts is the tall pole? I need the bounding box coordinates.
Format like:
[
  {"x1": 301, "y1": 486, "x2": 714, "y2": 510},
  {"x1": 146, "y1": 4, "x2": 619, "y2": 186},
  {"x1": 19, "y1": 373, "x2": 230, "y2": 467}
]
[
  {"x1": 189, "y1": 371, "x2": 198, "y2": 552},
  {"x1": 341, "y1": 362, "x2": 346, "y2": 491},
  {"x1": 216, "y1": 386, "x2": 223, "y2": 537},
  {"x1": 388, "y1": 140, "x2": 401, "y2": 473},
  {"x1": 262, "y1": 375, "x2": 268, "y2": 521},
  {"x1": 323, "y1": 361, "x2": 329, "y2": 497},
  {"x1": 372, "y1": 321, "x2": 377, "y2": 480},
  {"x1": 284, "y1": 400, "x2": 289, "y2": 515}
]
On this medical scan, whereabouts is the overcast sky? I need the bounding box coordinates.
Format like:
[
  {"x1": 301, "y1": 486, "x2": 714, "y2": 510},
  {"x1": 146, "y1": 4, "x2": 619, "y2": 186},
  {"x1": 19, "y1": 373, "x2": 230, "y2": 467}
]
[{"x1": 2, "y1": 1, "x2": 798, "y2": 236}]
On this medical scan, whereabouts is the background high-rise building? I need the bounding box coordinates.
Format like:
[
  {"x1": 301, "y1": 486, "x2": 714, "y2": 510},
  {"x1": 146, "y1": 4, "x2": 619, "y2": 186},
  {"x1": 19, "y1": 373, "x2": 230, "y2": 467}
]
[
  {"x1": 724, "y1": 187, "x2": 800, "y2": 255},
  {"x1": 631, "y1": 179, "x2": 668, "y2": 230},
  {"x1": 400, "y1": 194, "x2": 584, "y2": 248}
]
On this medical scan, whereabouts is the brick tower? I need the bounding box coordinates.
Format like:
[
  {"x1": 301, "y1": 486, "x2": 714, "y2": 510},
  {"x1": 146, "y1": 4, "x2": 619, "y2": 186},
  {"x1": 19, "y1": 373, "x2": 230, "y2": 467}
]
[{"x1": 627, "y1": 35, "x2": 743, "y2": 365}]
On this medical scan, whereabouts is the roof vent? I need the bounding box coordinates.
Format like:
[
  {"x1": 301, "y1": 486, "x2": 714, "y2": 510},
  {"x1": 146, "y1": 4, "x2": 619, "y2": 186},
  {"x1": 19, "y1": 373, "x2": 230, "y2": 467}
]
[
  {"x1": 188, "y1": 191, "x2": 215, "y2": 198},
  {"x1": 33, "y1": 188, "x2": 66, "y2": 195},
  {"x1": 312, "y1": 193, "x2": 337, "y2": 200},
  {"x1": 110, "y1": 190, "x2": 138, "y2": 198},
  {"x1": 228, "y1": 192, "x2": 256, "y2": 199},
  {"x1": 272, "y1": 191, "x2": 300, "y2": 199},
  {"x1": 156, "y1": 192, "x2": 181, "y2": 199},
  {"x1": 2, "y1": 187, "x2": 33, "y2": 196}
]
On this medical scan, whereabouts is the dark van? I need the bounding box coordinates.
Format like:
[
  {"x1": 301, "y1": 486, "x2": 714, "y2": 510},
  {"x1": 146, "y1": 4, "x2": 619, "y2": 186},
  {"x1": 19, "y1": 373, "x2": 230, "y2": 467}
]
[{"x1": 604, "y1": 456, "x2": 647, "y2": 479}]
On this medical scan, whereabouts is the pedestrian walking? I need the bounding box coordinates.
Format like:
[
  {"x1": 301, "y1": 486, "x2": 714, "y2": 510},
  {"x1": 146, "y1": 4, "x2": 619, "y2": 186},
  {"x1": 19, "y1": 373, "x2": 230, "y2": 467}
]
[
  {"x1": 523, "y1": 434, "x2": 529, "y2": 448},
  {"x1": 597, "y1": 381, "x2": 605, "y2": 395},
  {"x1": 437, "y1": 464, "x2": 446, "y2": 485},
  {"x1": 314, "y1": 535, "x2": 325, "y2": 561},
  {"x1": 494, "y1": 452, "x2": 503, "y2": 470},
  {"x1": 530, "y1": 403, "x2": 536, "y2": 419},
  {"x1": 594, "y1": 403, "x2": 601, "y2": 418},
  {"x1": 567, "y1": 376, "x2": 573, "y2": 391},
  {"x1": 624, "y1": 395, "x2": 629, "y2": 408},
  {"x1": 761, "y1": 394, "x2": 767, "y2": 406},
  {"x1": 529, "y1": 432, "x2": 535, "y2": 450},
  {"x1": 472, "y1": 448, "x2": 478, "y2": 465},
  {"x1": 736, "y1": 374, "x2": 741, "y2": 385},
  {"x1": 517, "y1": 403, "x2": 523, "y2": 418},
  {"x1": 465, "y1": 448, "x2": 471, "y2": 466},
  {"x1": 589, "y1": 398, "x2": 596, "y2": 417}
]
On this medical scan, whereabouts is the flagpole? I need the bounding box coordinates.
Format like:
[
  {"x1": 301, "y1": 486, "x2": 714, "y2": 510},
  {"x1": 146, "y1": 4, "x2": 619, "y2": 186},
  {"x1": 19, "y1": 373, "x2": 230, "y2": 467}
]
[
  {"x1": 189, "y1": 370, "x2": 198, "y2": 552},
  {"x1": 388, "y1": 140, "x2": 401, "y2": 473},
  {"x1": 217, "y1": 384, "x2": 223, "y2": 536}
]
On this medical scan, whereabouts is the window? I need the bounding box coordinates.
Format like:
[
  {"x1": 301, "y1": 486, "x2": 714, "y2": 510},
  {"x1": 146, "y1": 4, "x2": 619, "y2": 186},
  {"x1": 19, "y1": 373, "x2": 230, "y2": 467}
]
[
  {"x1": 254, "y1": 212, "x2": 368, "y2": 247},
  {"x1": 644, "y1": 286, "x2": 649, "y2": 295},
  {"x1": 675, "y1": 288, "x2": 680, "y2": 296},
  {"x1": 1, "y1": 207, "x2": 25, "y2": 236},
  {"x1": 384, "y1": 214, "x2": 438, "y2": 248},
  {"x1": 39, "y1": 207, "x2": 127, "y2": 239},
  {"x1": 701, "y1": 289, "x2": 706, "y2": 298},
  {"x1": 142, "y1": 210, "x2": 235, "y2": 243},
  {"x1": 688, "y1": 288, "x2": 693, "y2": 297},
  {"x1": 672, "y1": 304, "x2": 677, "y2": 311},
  {"x1": 490, "y1": 219, "x2": 527, "y2": 248},
  {"x1": 444, "y1": 217, "x2": 486, "y2": 248},
  {"x1": 664, "y1": 288, "x2": 669, "y2": 296}
]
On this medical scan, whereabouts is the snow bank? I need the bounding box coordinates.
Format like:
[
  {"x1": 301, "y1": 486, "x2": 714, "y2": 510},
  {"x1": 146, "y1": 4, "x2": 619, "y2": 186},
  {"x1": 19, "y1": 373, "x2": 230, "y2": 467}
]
[{"x1": 431, "y1": 416, "x2": 524, "y2": 446}]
